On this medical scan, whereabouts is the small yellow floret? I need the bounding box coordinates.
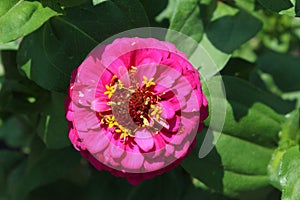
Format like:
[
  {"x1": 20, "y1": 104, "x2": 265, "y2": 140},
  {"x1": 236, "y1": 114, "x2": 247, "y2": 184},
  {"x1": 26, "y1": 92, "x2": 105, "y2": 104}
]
[
  {"x1": 150, "y1": 105, "x2": 162, "y2": 120},
  {"x1": 104, "y1": 85, "x2": 116, "y2": 99},
  {"x1": 142, "y1": 76, "x2": 156, "y2": 88}
]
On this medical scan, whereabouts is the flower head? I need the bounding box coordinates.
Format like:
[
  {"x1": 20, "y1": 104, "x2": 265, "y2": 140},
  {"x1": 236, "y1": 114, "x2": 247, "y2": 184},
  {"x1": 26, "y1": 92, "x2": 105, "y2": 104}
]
[{"x1": 65, "y1": 37, "x2": 208, "y2": 185}]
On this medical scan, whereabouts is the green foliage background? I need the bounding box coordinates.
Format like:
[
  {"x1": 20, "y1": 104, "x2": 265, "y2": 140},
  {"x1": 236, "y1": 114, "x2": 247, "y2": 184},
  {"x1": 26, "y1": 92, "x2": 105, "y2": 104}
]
[{"x1": 0, "y1": 0, "x2": 300, "y2": 199}]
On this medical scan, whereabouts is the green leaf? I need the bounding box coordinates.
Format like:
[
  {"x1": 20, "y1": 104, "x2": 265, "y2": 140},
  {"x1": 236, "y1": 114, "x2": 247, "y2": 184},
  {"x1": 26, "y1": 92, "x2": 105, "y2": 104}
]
[
  {"x1": 182, "y1": 133, "x2": 274, "y2": 199},
  {"x1": 37, "y1": 92, "x2": 70, "y2": 149},
  {"x1": 207, "y1": 76, "x2": 294, "y2": 147},
  {"x1": 252, "y1": 52, "x2": 300, "y2": 93},
  {"x1": 280, "y1": 146, "x2": 300, "y2": 200},
  {"x1": 26, "y1": 181, "x2": 83, "y2": 200},
  {"x1": 183, "y1": 184, "x2": 231, "y2": 200},
  {"x1": 268, "y1": 110, "x2": 300, "y2": 189},
  {"x1": 17, "y1": 1, "x2": 149, "y2": 92},
  {"x1": 221, "y1": 58, "x2": 256, "y2": 80},
  {"x1": 296, "y1": 0, "x2": 300, "y2": 16},
  {"x1": 0, "y1": 0, "x2": 59, "y2": 43},
  {"x1": 93, "y1": 0, "x2": 109, "y2": 6},
  {"x1": 257, "y1": 0, "x2": 293, "y2": 13},
  {"x1": 190, "y1": 34, "x2": 230, "y2": 76},
  {"x1": 183, "y1": 76, "x2": 294, "y2": 198},
  {"x1": 206, "y1": 10, "x2": 262, "y2": 54},
  {"x1": 168, "y1": 0, "x2": 203, "y2": 42},
  {"x1": 0, "y1": 40, "x2": 20, "y2": 50},
  {"x1": 166, "y1": 0, "x2": 204, "y2": 56},
  {"x1": 7, "y1": 138, "x2": 79, "y2": 200},
  {"x1": 269, "y1": 145, "x2": 300, "y2": 200},
  {"x1": 140, "y1": 0, "x2": 169, "y2": 27},
  {"x1": 56, "y1": 0, "x2": 88, "y2": 7},
  {"x1": 0, "y1": 115, "x2": 34, "y2": 148},
  {"x1": 0, "y1": 150, "x2": 24, "y2": 199},
  {"x1": 250, "y1": 52, "x2": 300, "y2": 107},
  {"x1": 127, "y1": 167, "x2": 191, "y2": 200},
  {"x1": 0, "y1": 51, "x2": 49, "y2": 115}
]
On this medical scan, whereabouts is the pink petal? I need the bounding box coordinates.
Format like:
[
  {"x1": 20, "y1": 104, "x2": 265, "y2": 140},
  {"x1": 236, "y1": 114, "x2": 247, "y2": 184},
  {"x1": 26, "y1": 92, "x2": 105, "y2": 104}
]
[
  {"x1": 121, "y1": 152, "x2": 144, "y2": 170},
  {"x1": 144, "y1": 160, "x2": 165, "y2": 171},
  {"x1": 136, "y1": 63, "x2": 157, "y2": 87},
  {"x1": 108, "y1": 141, "x2": 125, "y2": 159},
  {"x1": 90, "y1": 98, "x2": 110, "y2": 112},
  {"x1": 134, "y1": 129, "x2": 154, "y2": 152},
  {"x1": 164, "y1": 144, "x2": 175, "y2": 157},
  {"x1": 160, "y1": 101, "x2": 176, "y2": 119},
  {"x1": 81, "y1": 129, "x2": 109, "y2": 153},
  {"x1": 72, "y1": 106, "x2": 100, "y2": 131},
  {"x1": 174, "y1": 141, "x2": 190, "y2": 159}
]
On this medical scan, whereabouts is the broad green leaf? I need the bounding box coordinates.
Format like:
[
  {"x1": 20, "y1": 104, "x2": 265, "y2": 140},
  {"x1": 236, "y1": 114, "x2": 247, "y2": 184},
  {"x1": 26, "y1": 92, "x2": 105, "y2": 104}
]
[
  {"x1": 167, "y1": 0, "x2": 203, "y2": 42},
  {"x1": 92, "y1": 0, "x2": 109, "y2": 6},
  {"x1": 0, "y1": 115, "x2": 34, "y2": 148},
  {"x1": 1, "y1": 50, "x2": 23, "y2": 80},
  {"x1": 127, "y1": 167, "x2": 191, "y2": 200},
  {"x1": 56, "y1": 0, "x2": 87, "y2": 7},
  {"x1": 182, "y1": 132, "x2": 274, "y2": 199},
  {"x1": 190, "y1": 34, "x2": 230, "y2": 76},
  {"x1": 296, "y1": 0, "x2": 300, "y2": 16},
  {"x1": 37, "y1": 92, "x2": 70, "y2": 149},
  {"x1": 257, "y1": 0, "x2": 293, "y2": 13},
  {"x1": 183, "y1": 184, "x2": 231, "y2": 200},
  {"x1": 280, "y1": 146, "x2": 300, "y2": 199},
  {"x1": 140, "y1": 0, "x2": 169, "y2": 27},
  {"x1": 80, "y1": 171, "x2": 131, "y2": 200},
  {"x1": 166, "y1": 0, "x2": 204, "y2": 56},
  {"x1": 206, "y1": 10, "x2": 262, "y2": 53},
  {"x1": 0, "y1": 150, "x2": 24, "y2": 199},
  {"x1": 277, "y1": 0, "x2": 300, "y2": 17},
  {"x1": 221, "y1": 58, "x2": 256, "y2": 80},
  {"x1": 206, "y1": 76, "x2": 294, "y2": 147},
  {"x1": 183, "y1": 76, "x2": 294, "y2": 198},
  {"x1": 0, "y1": 40, "x2": 20, "y2": 50},
  {"x1": 268, "y1": 110, "x2": 300, "y2": 189},
  {"x1": 0, "y1": 51, "x2": 49, "y2": 115},
  {"x1": 199, "y1": 0, "x2": 217, "y2": 27},
  {"x1": 17, "y1": 1, "x2": 149, "y2": 92},
  {"x1": 252, "y1": 52, "x2": 300, "y2": 93},
  {"x1": 234, "y1": 0, "x2": 256, "y2": 12},
  {"x1": 156, "y1": 0, "x2": 177, "y2": 23},
  {"x1": 269, "y1": 145, "x2": 300, "y2": 199},
  {"x1": 211, "y1": 1, "x2": 239, "y2": 21},
  {"x1": 279, "y1": 109, "x2": 300, "y2": 149},
  {"x1": 26, "y1": 181, "x2": 83, "y2": 200},
  {"x1": 0, "y1": 0, "x2": 59, "y2": 43},
  {"x1": 250, "y1": 52, "x2": 300, "y2": 107},
  {"x1": 7, "y1": 138, "x2": 79, "y2": 200}
]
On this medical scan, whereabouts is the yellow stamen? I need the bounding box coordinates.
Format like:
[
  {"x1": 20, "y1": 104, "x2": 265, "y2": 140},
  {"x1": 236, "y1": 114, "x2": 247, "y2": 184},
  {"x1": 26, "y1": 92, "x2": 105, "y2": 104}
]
[
  {"x1": 150, "y1": 105, "x2": 162, "y2": 120},
  {"x1": 140, "y1": 116, "x2": 150, "y2": 126},
  {"x1": 142, "y1": 76, "x2": 156, "y2": 88},
  {"x1": 117, "y1": 79, "x2": 124, "y2": 89},
  {"x1": 104, "y1": 84, "x2": 116, "y2": 99}
]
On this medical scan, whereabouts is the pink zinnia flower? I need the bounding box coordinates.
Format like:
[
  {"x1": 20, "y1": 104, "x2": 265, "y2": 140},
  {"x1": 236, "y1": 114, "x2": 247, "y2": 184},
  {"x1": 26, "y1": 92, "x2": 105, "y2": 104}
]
[{"x1": 65, "y1": 37, "x2": 208, "y2": 185}]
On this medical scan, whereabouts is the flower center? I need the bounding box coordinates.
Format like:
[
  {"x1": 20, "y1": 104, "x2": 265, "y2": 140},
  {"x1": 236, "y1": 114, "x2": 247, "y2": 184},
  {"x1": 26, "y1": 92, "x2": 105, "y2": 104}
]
[{"x1": 100, "y1": 67, "x2": 165, "y2": 141}]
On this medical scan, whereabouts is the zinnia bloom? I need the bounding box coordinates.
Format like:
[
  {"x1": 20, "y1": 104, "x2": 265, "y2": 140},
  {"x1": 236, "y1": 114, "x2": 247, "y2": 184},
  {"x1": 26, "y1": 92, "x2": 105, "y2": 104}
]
[{"x1": 65, "y1": 37, "x2": 208, "y2": 185}]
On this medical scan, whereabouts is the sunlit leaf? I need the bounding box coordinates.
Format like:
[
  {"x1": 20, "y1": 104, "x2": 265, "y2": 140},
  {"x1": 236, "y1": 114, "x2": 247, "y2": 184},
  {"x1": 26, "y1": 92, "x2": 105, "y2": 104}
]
[{"x1": 0, "y1": 0, "x2": 59, "y2": 43}]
